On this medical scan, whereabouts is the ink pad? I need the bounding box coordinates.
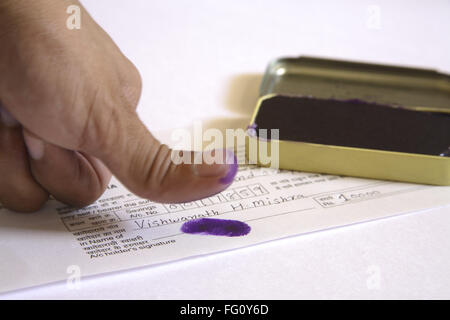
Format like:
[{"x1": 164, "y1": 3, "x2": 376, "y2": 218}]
[{"x1": 247, "y1": 57, "x2": 450, "y2": 185}]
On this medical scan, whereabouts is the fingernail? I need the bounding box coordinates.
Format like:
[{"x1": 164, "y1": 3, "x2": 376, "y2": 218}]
[
  {"x1": 0, "y1": 106, "x2": 19, "y2": 127},
  {"x1": 192, "y1": 149, "x2": 238, "y2": 184},
  {"x1": 23, "y1": 131, "x2": 45, "y2": 160}
]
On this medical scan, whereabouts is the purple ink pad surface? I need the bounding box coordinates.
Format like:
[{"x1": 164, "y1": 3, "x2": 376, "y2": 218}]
[
  {"x1": 181, "y1": 218, "x2": 251, "y2": 237},
  {"x1": 253, "y1": 96, "x2": 450, "y2": 156}
]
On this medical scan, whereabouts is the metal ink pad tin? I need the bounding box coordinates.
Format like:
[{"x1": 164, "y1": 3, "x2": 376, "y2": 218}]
[{"x1": 247, "y1": 57, "x2": 450, "y2": 185}]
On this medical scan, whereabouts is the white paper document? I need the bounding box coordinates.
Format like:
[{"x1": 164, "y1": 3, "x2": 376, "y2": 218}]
[{"x1": 1, "y1": 164, "x2": 449, "y2": 294}]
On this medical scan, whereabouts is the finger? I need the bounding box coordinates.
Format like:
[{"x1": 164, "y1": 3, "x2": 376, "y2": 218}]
[
  {"x1": 0, "y1": 107, "x2": 48, "y2": 212},
  {"x1": 81, "y1": 109, "x2": 238, "y2": 203},
  {"x1": 23, "y1": 129, "x2": 112, "y2": 208}
]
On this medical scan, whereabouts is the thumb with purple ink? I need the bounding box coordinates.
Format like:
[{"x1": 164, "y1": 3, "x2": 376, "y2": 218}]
[
  {"x1": 82, "y1": 112, "x2": 239, "y2": 203},
  {"x1": 0, "y1": 0, "x2": 237, "y2": 212}
]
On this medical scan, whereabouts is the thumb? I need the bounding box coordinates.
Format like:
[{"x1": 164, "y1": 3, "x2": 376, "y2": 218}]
[{"x1": 80, "y1": 107, "x2": 237, "y2": 203}]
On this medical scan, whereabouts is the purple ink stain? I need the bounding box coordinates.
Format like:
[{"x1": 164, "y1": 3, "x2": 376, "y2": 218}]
[
  {"x1": 246, "y1": 123, "x2": 258, "y2": 137},
  {"x1": 181, "y1": 218, "x2": 251, "y2": 237},
  {"x1": 219, "y1": 150, "x2": 238, "y2": 184},
  {"x1": 247, "y1": 123, "x2": 258, "y2": 130},
  {"x1": 440, "y1": 147, "x2": 450, "y2": 157}
]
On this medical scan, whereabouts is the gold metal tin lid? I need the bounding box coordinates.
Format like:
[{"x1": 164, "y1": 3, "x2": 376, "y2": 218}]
[{"x1": 260, "y1": 56, "x2": 450, "y2": 114}]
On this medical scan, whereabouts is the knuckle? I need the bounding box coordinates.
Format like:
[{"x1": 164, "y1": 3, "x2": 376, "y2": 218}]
[
  {"x1": 120, "y1": 59, "x2": 142, "y2": 109},
  {"x1": 131, "y1": 143, "x2": 174, "y2": 200},
  {"x1": 77, "y1": 90, "x2": 124, "y2": 156},
  {"x1": 0, "y1": 186, "x2": 48, "y2": 213}
]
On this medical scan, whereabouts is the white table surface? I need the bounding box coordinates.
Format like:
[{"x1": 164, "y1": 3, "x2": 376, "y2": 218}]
[{"x1": 1, "y1": 0, "x2": 449, "y2": 299}]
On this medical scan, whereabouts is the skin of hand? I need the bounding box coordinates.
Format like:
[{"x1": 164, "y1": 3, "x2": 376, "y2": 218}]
[{"x1": 0, "y1": 0, "x2": 237, "y2": 212}]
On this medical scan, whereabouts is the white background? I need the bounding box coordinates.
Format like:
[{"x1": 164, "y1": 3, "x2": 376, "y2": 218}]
[{"x1": 2, "y1": 0, "x2": 450, "y2": 299}]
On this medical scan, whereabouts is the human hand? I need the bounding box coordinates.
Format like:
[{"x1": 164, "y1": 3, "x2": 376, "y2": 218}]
[{"x1": 0, "y1": 0, "x2": 237, "y2": 212}]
